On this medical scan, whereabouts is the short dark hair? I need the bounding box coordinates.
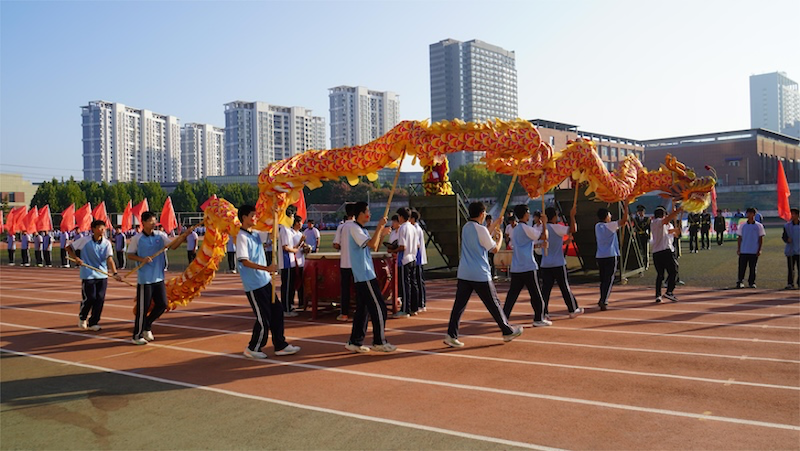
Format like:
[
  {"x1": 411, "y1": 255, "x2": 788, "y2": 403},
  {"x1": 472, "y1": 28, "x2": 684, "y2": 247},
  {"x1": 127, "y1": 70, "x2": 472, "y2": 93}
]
[
  {"x1": 91, "y1": 219, "x2": 106, "y2": 229},
  {"x1": 410, "y1": 209, "x2": 420, "y2": 221},
  {"x1": 353, "y1": 201, "x2": 369, "y2": 218},
  {"x1": 791, "y1": 208, "x2": 799, "y2": 215},
  {"x1": 391, "y1": 214, "x2": 399, "y2": 221},
  {"x1": 344, "y1": 202, "x2": 356, "y2": 218},
  {"x1": 115, "y1": 224, "x2": 122, "y2": 230},
  {"x1": 636, "y1": 204, "x2": 646, "y2": 211},
  {"x1": 532, "y1": 210, "x2": 542, "y2": 219},
  {"x1": 285, "y1": 205, "x2": 297, "y2": 217},
  {"x1": 307, "y1": 219, "x2": 314, "y2": 224},
  {"x1": 654, "y1": 206, "x2": 666, "y2": 218},
  {"x1": 468, "y1": 202, "x2": 486, "y2": 219},
  {"x1": 513, "y1": 204, "x2": 528, "y2": 220},
  {"x1": 746, "y1": 207, "x2": 757, "y2": 214},
  {"x1": 597, "y1": 208, "x2": 610, "y2": 221},
  {"x1": 141, "y1": 211, "x2": 156, "y2": 222},
  {"x1": 238, "y1": 204, "x2": 256, "y2": 222},
  {"x1": 293, "y1": 215, "x2": 303, "y2": 225},
  {"x1": 396, "y1": 207, "x2": 410, "y2": 220},
  {"x1": 545, "y1": 206, "x2": 558, "y2": 221}
]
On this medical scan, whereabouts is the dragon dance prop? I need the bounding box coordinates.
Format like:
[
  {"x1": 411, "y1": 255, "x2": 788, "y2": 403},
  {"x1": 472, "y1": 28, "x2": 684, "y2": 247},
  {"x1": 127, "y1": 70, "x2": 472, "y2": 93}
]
[{"x1": 159, "y1": 118, "x2": 715, "y2": 311}]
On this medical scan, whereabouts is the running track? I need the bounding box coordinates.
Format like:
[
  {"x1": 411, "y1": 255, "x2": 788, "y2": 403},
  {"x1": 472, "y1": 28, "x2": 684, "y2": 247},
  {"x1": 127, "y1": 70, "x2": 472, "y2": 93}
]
[{"x1": 1, "y1": 266, "x2": 799, "y2": 450}]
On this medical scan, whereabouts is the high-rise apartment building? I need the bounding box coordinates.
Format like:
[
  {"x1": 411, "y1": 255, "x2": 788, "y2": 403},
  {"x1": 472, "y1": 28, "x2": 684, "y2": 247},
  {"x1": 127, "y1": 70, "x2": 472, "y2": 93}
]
[
  {"x1": 181, "y1": 123, "x2": 225, "y2": 181},
  {"x1": 224, "y1": 101, "x2": 326, "y2": 176},
  {"x1": 329, "y1": 86, "x2": 400, "y2": 148},
  {"x1": 81, "y1": 100, "x2": 181, "y2": 183},
  {"x1": 430, "y1": 38, "x2": 518, "y2": 169},
  {"x1": 750, "y1": 71, "x2": 800, "y2": 139}
]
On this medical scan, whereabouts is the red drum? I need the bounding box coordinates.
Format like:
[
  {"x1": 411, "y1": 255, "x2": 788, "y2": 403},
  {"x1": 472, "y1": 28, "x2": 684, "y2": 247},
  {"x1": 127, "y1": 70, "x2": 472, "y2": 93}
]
[{"x1": 303, "y1": 252, "x2": 396, "y2": 320}]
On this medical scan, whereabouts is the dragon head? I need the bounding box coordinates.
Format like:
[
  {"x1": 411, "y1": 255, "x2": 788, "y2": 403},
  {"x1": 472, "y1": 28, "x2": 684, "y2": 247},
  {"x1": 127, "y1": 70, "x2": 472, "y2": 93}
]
[{"x1": 659, "y1": 154, "x2": 717, "y2": 213}]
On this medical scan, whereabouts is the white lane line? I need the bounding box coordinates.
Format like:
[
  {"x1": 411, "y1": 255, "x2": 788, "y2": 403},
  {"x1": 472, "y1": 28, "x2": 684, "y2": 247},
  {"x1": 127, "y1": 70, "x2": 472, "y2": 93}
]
[
  {"x1": 0, "y1": 348, "x2": 559, "y2": 451},
  {"x1": 3, "y1": 293, "x2": 799, "y2": 365},
  {"x1": 2, "y1": 307, "x2": 798, "y2": 391},
  {"x1": 2, "y1": 324, "x2": 799, "y2": 433}
]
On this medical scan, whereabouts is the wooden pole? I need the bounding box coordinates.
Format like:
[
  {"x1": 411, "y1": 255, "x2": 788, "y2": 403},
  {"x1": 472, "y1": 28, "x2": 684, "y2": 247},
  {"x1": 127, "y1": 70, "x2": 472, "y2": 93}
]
[
  {"x1": 124, "y1": 222, "x2": 201, "y2": 280},
  {"x1": 497, "y1": 172, "x2": 518, "y2": 234},
  {"x1": 272, "y1": 202, "x2": 280, "y2": 304},
  {"x1": 68, "y1": 257, "x2": 136, "y2": 287},
  {"x1": 541, "y1": 172, "x2": 548, "y2": 256},
  {"x1": 383, "y1": 152, "x2": 405, "y2": 219}
]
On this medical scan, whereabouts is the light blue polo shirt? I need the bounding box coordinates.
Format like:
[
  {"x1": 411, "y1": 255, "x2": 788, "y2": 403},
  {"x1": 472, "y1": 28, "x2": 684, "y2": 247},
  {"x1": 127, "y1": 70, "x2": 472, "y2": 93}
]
[
  {"x1": 785, "y1": 221, "x2": 800, "y2": 256},
  {"x1": 541, "y1": 223, "x2": 570, "y2": 268},
  {"x1": 186, "y1": 231, "x2": 198, "y2": 252},
  {"x1": 71, "y1": 235, "x2": 113, "y2": 280},
  {"x1": 595, "y1": 222, "x2": 620, "y2": 258},
  {"x1": 235, "y1": 229, "x2": 271, "y2": 292},
  {"x1": 510, "y1": 223, "x2": 541, "y2": 273},
  {"x1": 457, "y1": 221, "x2": 495, "y2": 282},
  {"x1": 347, "y1": 224, "x2": 377, "y2": 283},
  {"x1": 127, "y1": 231, "x2": 172, "y2": 285},
  {"x1": 738, "y1": 222, "x2": 766, "y2": 254},
  {"x1": 7, "y1": 234, "x2": 15, "y2": 250}
]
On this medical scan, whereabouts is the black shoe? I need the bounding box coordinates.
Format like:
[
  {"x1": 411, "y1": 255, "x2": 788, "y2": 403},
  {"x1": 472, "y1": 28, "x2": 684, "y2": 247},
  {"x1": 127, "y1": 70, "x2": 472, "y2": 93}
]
[{"x1": 598, "y1": 302, "x2": 608, "y2": 311}]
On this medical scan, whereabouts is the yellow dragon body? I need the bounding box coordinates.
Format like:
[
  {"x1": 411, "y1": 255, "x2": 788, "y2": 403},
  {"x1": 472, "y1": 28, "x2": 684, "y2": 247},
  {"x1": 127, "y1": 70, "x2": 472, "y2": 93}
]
[{"x1": 164, "y1": 118, "x2": 714, "y2": 310}]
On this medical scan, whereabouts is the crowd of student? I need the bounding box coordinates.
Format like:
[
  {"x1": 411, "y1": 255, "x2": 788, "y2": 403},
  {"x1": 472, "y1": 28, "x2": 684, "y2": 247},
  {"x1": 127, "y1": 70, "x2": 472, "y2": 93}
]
[{"x1": 5, "y1": 199, "x2": 798, "y2": 357}]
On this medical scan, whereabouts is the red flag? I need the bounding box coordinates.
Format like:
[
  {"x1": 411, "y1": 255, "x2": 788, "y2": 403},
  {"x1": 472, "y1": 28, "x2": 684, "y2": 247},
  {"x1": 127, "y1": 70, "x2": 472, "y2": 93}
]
[
  {"x1": 160, "y1": 196, "x2": 177, "y2": 233},
  {"x1": 710, "y1": 186, "x2": 718, "y2": 215},
  {"x1": 7, "y1": 206, "x2": 26, "y2": 235},
  {"x1": 199, "y1": 194, "x2": 217, "y2": 211},
  {"x1": 293, "y1": 190, "x2": 307, "y2": 223},
  {"x1": 92, "y1": 201, "x2": 112, "y2": 229},
  {"x1": 131, "y1": 198, "x2": 149, "y2": 226},
  {"x1": 121, "y1": 200, "x2": 133, "y2": 231},
  {"x1": 60, "y1": 204, "x2": 76, "y2": 232},
  {"x1": 36, "y1": 205, "x2": 53, "y2": 231},
  {"x1": 777, "y1": 160, "x2": 792, "y2": 221},
  {"x1": 23, "y1": 206, "x2": 39, "y2": 233},
  {"x1": 75, "y1": 203, "x2": 93, "y2": 232}
]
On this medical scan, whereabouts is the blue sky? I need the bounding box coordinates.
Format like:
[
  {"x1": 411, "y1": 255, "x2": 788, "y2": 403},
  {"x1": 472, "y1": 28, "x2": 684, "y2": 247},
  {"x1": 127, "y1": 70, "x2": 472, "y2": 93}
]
[{"x1": 1, "y1": 0, "x2": 798, "y2": 181}]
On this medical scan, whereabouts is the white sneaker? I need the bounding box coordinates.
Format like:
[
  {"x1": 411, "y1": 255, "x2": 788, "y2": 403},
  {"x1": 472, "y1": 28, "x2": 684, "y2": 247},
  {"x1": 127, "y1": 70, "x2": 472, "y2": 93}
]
[
  {"x1": 336, "y1": 314, "x2": 349, "y2": 321},
  {"x1": 503, "y1": 325, "x2": 524, "y2": 342},
  {"x1": 568, "y1": 308, "x2": 584, "y2": 319},
  {"x1": 785, "y1": 284, "x2": 795, "y2": 290},
  {"x1": 284, "y1": 311, "x2": 299, "y2": 317},
  {"x1": 243, "y1": 347, "x2": 267, "y2": 359},
  {"x1": 372, "y1": 343, "x2": 397, "y2": 352},
  {"x1": 89, "y1": 324, "x2": 102, "y2": 331},
  {"x1": 663, "y1": 292, "x2": 679, "y2": 302},
  {"x1": 78, "y1": 319, "x2": 88, "y2": 330},
  {"x1": 274, "y1": 344, "x2": 300, "y2": 356},
  {"x1": 345, "y1": 342, "x2": 370, "y2": 353},
  {"x1": 544, "y1": 314, "x2": 552, "y2": 321},
  {"x1": 132, "y1": 337, "x2": 148, "y2": 345},
  {"x1": 443, "y1": 335, "x2": 465, "y2": 348},
  {"x1": 143, "y1": 330, "x2": 154, "y2": 341},
  {"x1": 392, "y1": 311, "x2": 410, "y2": 318},
  {"x1": 533, "y1": 319, "x2": 553, "y2": 327},
  {"x1": 655, "y1": 296, "x2": 663, "y2": 303}
]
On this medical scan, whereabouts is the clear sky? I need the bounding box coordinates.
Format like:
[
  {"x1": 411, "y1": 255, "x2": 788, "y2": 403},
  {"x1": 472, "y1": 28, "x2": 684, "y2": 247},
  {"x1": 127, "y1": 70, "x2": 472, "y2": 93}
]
[{"x1": 1, "y1": 0, "x2": 798, "y2": 181}]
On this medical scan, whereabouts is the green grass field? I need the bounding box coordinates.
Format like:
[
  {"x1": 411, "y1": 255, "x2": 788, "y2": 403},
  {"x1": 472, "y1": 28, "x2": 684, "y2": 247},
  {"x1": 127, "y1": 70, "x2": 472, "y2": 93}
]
[{"x1": 2, "y1": 226, "x2": 796, "y2": 291}]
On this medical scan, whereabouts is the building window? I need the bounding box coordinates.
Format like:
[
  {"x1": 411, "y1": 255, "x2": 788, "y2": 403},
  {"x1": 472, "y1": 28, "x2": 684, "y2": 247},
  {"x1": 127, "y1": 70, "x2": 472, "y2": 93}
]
[{"x1": 727, "y1": 160, "x2": 740, "y2": 167}]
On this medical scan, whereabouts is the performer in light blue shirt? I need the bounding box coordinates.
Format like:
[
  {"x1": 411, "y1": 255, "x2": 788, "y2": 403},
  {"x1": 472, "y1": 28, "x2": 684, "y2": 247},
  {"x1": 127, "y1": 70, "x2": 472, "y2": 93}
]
[
  {"x1": 594, "y1": 202, "x2": 629, "y2": 311},
  {"x1": 502, "y1": 204, "x2": 549, "y2": 326},
  {"x1": 344, "y1": 201, "x2": 396, "y2": 354},
  {"x1": 67, "y1": 220, "x2": 122, "y2": 331},
  {"x1": 736, "y1": 207, "x2": 766, "y2": 289},
  {"x1": 6, "y1": 233, "x2": 15, "y2": 266},
  {"x1": 445, "y1": 202, "x2": 523, "y2": 348},
  {"x1": 540, "y1": 204, "x2": 583, "y2": 319},
  {"x1": 127, "y1": 211, "x2": 194, "y2": 345},
  {"x1": 783, "y1": 208, "x2": 800, "y2": 289},
  {"x1": 235, "y1": 204, "x2": 299, "y2": 359}
]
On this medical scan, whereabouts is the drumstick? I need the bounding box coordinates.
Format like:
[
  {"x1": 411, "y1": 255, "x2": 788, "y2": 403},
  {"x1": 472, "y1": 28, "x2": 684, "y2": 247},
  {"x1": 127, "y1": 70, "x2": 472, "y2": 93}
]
[
  {"x1": 383, "y1": 151, "x2": 406, "y2": 219},
  {"x1": 67, "y1": 256, "x2": 136, "y2": 287}
]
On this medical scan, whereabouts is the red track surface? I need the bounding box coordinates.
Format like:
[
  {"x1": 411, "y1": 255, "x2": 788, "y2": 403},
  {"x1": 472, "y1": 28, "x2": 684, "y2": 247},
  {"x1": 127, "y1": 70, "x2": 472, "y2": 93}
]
[{"x1": 1, "y1": 266, "x2": 799, "y2": 450}]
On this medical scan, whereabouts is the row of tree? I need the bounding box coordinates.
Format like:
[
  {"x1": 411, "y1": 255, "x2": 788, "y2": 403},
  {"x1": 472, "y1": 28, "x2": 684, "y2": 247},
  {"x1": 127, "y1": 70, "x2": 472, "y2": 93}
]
[{"x1": 15, "y1": 163, "x2": 512, "y2": 215}]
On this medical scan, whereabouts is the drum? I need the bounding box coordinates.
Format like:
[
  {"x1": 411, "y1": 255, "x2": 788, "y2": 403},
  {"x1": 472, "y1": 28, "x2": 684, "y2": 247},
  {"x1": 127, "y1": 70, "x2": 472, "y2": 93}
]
[{"x1": 303, "y1": 252, "x2": 396, "y2": 319}]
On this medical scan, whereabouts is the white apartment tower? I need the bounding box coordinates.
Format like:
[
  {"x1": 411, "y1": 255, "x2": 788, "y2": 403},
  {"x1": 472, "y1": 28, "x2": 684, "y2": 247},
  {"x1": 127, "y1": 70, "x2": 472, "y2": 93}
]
[
  {"x1": 224, "y1": 101, "x2": 326, "y2": 176},
  {"x1": 430, "y1": 39, "x2": 518, "y2": 168},
  {"x1": 181, "y1": 123, "x2": 225, "y2": 181},
  {"x1": 750, "y1": 71, "x2": 800, "y2": 139},
  {"x1": 329, "y1": 86, "x2": 400, "y2": 148},
  {"x1": 81, "y1": 100, "x2": 181, "y2": 183}
]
